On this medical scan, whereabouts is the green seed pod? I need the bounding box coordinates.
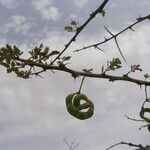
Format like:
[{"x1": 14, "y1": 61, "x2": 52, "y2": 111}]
[
  {"x1": 140, "y1": 107, "x2": 150, "y2": 123},
  {"x1": 65, "y1": 93, "x2": 94, "y2": 120},
  {"x1": 147, "y1": 125, "x2": 150, "y2": 132}
]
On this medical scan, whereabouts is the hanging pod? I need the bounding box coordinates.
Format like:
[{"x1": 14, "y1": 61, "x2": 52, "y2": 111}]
[{"x1": 65, "y1": 93, "x2": 94, "y2": 120}]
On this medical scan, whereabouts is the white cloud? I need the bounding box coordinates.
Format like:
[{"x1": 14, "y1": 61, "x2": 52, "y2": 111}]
[
  {"x1": 0, "y1": 4, "x2": 150, "y2": 149},
  {"x1": 32, "y1": 0, "x2": 50, "y2": 10},
  {"x1": 142, "y1": 0, "x2": 150, "y2": 5},
  {"x1": 117, "y1": 24, "x2": 150, "y2": 65},
  {"x1": 73, "y1": 0, "x2": 89, "y2": 9},
  {"x1": 0, "y1": 15, "x2": 33, "y2": 35},
  {"x1": 0, "y1": 0, "x2": 19, "y2": 9},
  {"x1": 40, "y1": 6, "x2": 60, "y2": 21},
  {"x1": 32, "y1": 0, "x2": 61, "y2": 21}
]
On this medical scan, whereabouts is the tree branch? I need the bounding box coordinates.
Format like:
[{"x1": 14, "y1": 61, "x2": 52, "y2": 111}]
[
  {"x1": 106, "y1": 141, "x2": 149, "y2": 150},
  {"x1": 17, "y1": 58, "x2": 150, "y2": 86},
  {"x1": 50, "y1": 0, "x2": 110, "y2": 65},
  {"x1": 74, "y1": 15, "x2": 150, "y2": 53}
]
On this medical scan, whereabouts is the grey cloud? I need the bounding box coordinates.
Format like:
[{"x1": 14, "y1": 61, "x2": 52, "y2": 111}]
[
  {"x1": 32, "y1": 0, "x2": 61, "y2": 21},
  {"x1": 0, "y1": 15, "x2": 34, "y2": 35},
  {"x1": 0, "y1": 0, "x2": 19, "y2": 9},
  {"x1": 73, "y1": 0, "x2": 89, "y2": 9},
  {"x1": 0, "y1": 0, "x2": 150, "y2": 150}
]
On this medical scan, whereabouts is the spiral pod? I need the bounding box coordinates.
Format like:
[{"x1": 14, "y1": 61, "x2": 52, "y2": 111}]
[
  {"x1": 140, "y1": 106, "x2": 150, "y2": 123},
  {"x1": 147, "y1": 125, "x2": 150, "y2": 132},
  {"x1": 65, "y1": 93, "x2": 94, "y2": 120}
]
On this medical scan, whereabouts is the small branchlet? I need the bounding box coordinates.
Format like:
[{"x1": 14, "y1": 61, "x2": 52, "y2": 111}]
[
  {"x1": 136, "y1": 99, "x2": 150, "y2": 133},
  {"x1": 144, "y1": 74, "x2": 150, "y2": 80},
  {"x1": 51, "y1": 0, "x2": 110, "y2": 65},
  {"x1": 131, "y1": 64, "x2": 142, "y2": 72},
  {"x1": 100, "y1": 9, "x2": 106, "y2": 17},
  {"x1": 139, "y1": 123, "x2": 150, "y2": 132},
  {"x1": 75, "y1": 14, "x2": 150, "y2": 54},
  {"x1": 29, "y1": 44, "x2": 60, "y2": 63},
  {"x1": 104, "y1": 26, "x2": 126, "y2": 62},
  {"x1": 0, "y1": 44, "x2": 30, "y2": 79},
  {"x1": 124, "y1": 114, "x2": 144, "y2": 122},
  {"x1": 125, "y1": 64, "x2": 142, "y2": 76},
  {"x1": 64, "y1": 20, "x2": 80, "y2": 32},
  {"x1": 139, "y1": 100, "x2": 150, "y2": 123},
  {"x1": 83, "y1": 68, "x2": 93, "y2": 74},
  {"x1": 124, "y1": 114, "x2": 150, "y2": 132},
  {"x1": 57, "y1": 56, "x2": 71, "y2": 67},
  {"x1": 136, "y1": 15, "x2": 150, "y2": 22},
  {"x1": 63, "y1": 138, "x2": 79, "y2": 150},
  {"x1": 0, "y1": 44, "x2": 62, "y2": 78},
  {"x1": 106, "y1": 141, "x2": 149, "y2": 150},
  {"x1": 101, "y1": 58, "x2": 122, "y2": 74}
]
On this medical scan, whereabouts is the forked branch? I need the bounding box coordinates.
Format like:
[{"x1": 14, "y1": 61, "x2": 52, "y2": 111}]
[
  {"x1": 50, "y1": 0, "x2": 110, "y2": 65},
  {"x1": 74, "y1": 15, "x2": 150, "y2": 54}
]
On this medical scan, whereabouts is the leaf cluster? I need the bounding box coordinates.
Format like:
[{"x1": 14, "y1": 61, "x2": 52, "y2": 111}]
[
  {"x1": 130, "y1": 64, "x2": 142, "y2": 72},
  {"x1": 125, "y1": 64, "x2": 143, "y2": 77},
  {"x1": 102, "y1": 58, "x2": 122, "y2": 74},
  {"x1": 29, "y1": 44, "x2": 60, "y2": 63},
  {"x1": 57, "y1": 56, "x2": 71, "y2": 67},
  {"x1": 0, "y1": 44, "x2": 62, "y2": 78},
  {"x1": 0, "y1": 44, "x2": 30, "y2": 78},
  {"x1": 64, "y1": 20, "x2": 79, "y2": 32}
]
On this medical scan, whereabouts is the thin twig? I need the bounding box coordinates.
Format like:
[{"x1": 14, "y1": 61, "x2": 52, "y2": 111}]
[
  {"x1": 114, "y1": 37, "x2": 126, "y2": 62},
  {"x1": 104, "y1": 26, "x2": 127, "y2": 62},
  {"x1": 74, "y1": 15, "x2": 150, "y2": 53},
  {"x1": 50, "y1": 0, "x2": 110, "y2": 65},
  {"x1": 124, "y1": 114, "x2": 144, "y2": 122},
  {"x1": 31, "y1": 69, "x2": 45, "y2": 78},
  {"x1": 106, "y1": 141, "x2": 147, "y2": 150},
  {"x1": 145, "y1": 85, "x2": 148, "y2": 100},
  {"x1": 106, "y1": 142, "x2": 121, "y2": 150},
  {"x1": 17, "y1": 57, "x2": 150, "y2": 86},
  {"x1": 63, "y1": 138, "x2": 79, "y2": 150},
  {"x1": 139, "y1": 123, "x2": 150, "y2": 130},
  {"x1": 78, "y1": 76, "x2": 86, "y2": 93}
]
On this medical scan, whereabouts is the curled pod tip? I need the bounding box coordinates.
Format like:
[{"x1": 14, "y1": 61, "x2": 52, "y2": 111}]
[
  {"x1": 147, "y1": 125, "x2": 150, "y2": 132},
  {"x1": 65, "y1": 92, "x2": 94, "y2": 120}
]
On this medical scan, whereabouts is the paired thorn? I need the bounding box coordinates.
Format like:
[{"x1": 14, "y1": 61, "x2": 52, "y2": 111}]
[
  {"x1": 94, "y1": 45, "x2": 104, "y2": 51},
  {"x1": 104, "y1": 25, "x2": 127, "y2": 62}
]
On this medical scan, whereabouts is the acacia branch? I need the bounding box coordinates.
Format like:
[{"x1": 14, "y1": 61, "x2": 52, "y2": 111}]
[
  {"x1": 124, "y1": 114, "x2": 144, "y2": 122},
  {"x1": 50, "y1": 0, "x2": 110, "y2": 65},
  {"x1": 104, "y1": 25, "x2": 127, "y2": 62},
  {"x1": 106, "y1": 141, "x2": 149, "y2": 150},
  {"x1": 74, "y1": 15, "x2": 150, "y2": 52},
  {"x1": 17, "y1": 58, "x2": 150, "y2": 86}
]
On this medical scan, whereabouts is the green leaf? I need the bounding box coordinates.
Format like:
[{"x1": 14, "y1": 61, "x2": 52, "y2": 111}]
[
  {"x1": 14, "y1": 69, "x2": 30, "y2": 79},
  {"x1": 39, "y1": 43, "x2": 44, "y2": 49},
  {"x1": 43, "y1": 47, "x2": 49, "y2": 55},
  {"x1": 64, "y1": 26, "x2": 74, "y2": 32},
  {"x1": 131, "y1": 64, "x2": 142, "y2": 72},
  {"x1": 49, "y1": 50, "x2": 60, "y2": 57},
  {"x1": 6, "y1": 44, "x2": 12, "y2": 50},
  {"x1": 62, "y1": 56, "x2": 71, "y2": 61},
  {"x1": 101, "y1": 10, "x2": 106, "y2": 17},
  {"x1": 144, "y1": 74, "x2": 149, "y2": 79},
  {"x1": 7, "y1": 68, "x2": 14, "y2": 73},
  {"x1": 101, "y1": 66, "x2": 104, "y2": 73},
  {"x1": 109, "y1": 58, "x2": 122, "y2": 70},
  {"x1": 0, "y1": 62, "x2": 10, "y2": 68},
  {"x1": 148, "y1": 125, "x2": 150, "y2": 132},
  {"x1": 70, "y1": 20, "x2": 77, "y2": 26},
  {"x1": 13, "y1": 45, "x2": 23, "y2": 56}
]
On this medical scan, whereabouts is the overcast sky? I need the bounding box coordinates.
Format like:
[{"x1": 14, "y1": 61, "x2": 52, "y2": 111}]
[{"x1": 0, "y1": 0, "x2": 150, "y2": 150}]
